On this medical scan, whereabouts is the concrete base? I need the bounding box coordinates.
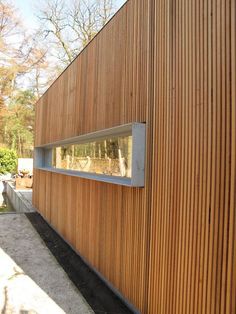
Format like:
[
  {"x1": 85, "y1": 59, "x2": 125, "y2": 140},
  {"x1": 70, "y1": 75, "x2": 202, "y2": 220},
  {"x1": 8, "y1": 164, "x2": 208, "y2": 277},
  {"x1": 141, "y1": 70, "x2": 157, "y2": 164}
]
[{"x1": 5, "y1": 182, "x2": 35, "y2": 213}]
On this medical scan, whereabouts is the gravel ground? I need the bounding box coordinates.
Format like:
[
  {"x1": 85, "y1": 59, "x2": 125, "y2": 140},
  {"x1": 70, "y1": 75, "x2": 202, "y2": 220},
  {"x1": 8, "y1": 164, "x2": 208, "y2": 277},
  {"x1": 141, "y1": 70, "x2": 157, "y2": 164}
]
[{"x1": 0, "y1": 213, "x2": 93, "y2": 314}]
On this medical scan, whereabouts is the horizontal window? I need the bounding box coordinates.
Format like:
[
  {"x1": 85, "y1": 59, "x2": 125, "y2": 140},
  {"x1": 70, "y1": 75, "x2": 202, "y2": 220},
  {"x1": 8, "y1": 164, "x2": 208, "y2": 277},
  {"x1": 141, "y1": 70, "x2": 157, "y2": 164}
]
[
  {"x1": 52, "y1": 135, "x2": 132, "y2": 178},
  {"x1": 34, "y1": 123, "x2": 145, "y2": 187}
]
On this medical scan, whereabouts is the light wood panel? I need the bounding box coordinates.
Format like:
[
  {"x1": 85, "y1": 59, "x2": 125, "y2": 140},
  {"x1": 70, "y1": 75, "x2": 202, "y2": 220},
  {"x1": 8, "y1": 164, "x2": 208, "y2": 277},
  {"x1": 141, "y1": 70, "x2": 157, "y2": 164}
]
[
  {"x1": 33, "y1": 1, "x2": 152, "y2": 312},
  {"x1": 33, "y1": 0, "x2": 236, "y2": 313},
  {"x1": 33, "y1": 169, "x2": 150, "y2": 311},
  {"x1": 148, "y1": 0, "x2": 236, "y2": 313}
]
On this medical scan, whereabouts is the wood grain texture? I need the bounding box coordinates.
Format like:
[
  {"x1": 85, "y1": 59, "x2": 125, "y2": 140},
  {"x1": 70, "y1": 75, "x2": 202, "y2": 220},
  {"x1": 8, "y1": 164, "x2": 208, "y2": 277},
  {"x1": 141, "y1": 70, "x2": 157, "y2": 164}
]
[
  {"x1": 147, "y1": 0, "x2": 236, "y2": 313},
  {"x1": 34, "y1": 1, "x2": 152, "y2": 312},
  {"x1": 33, "y1": 0, "x2": 236, "y2": 313}
]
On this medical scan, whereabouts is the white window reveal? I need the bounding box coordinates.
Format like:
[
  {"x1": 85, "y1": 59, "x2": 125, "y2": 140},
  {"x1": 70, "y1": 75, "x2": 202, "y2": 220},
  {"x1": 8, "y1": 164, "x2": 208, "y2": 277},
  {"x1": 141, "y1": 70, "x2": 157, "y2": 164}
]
[{"x1": 34, "y1": 123, "x2": 146, "y2": 187}]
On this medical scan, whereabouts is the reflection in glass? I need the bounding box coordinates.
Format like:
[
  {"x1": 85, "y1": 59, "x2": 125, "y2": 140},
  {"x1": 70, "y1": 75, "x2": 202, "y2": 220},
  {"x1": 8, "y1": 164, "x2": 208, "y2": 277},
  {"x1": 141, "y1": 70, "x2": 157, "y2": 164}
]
[{"x1": 52, "y1": 136, "x2": 132, "y2": 178}]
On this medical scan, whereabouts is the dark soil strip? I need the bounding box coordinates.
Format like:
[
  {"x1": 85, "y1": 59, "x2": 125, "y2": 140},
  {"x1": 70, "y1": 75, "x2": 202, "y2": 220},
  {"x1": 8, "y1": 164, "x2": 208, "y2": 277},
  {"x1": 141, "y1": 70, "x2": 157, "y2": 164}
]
[{"x1": 25, "y1": 212, "x2": 135, "y2": 314}]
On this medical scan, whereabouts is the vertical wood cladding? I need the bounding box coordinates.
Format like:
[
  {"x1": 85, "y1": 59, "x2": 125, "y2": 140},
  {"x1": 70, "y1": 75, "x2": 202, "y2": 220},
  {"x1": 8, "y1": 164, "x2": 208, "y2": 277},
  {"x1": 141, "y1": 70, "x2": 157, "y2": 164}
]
[
  {"x1": 34, "y1": 1, "x2": 152, "y2": 312},
  {"x1": 148, "y1": 0, "x2": 236, "y2": 313},
  {"x1": 33, "y1": 0, "x2": 236, "y2": 312}
]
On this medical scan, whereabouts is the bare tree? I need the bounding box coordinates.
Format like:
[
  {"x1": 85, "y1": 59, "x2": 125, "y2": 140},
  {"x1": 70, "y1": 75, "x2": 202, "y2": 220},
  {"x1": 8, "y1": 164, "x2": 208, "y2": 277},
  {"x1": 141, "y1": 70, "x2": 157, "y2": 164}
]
[
  {"x1": 36, "y1": 0, "x2": 117, "y2": 67},
  {"x1": 68, "y1": 0, "x2": 115, "y2": 48},
  {"x1": 0, "y1": 1, "x2": 48, "y2": 101},
  {"x1": 36, "y1": 0, "x2": 74, "y2": 65}
]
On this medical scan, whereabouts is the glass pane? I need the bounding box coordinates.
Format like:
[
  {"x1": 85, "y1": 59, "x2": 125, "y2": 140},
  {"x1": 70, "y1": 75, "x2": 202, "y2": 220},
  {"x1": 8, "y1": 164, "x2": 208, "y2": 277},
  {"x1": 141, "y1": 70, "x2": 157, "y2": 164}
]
[{"x1": 52, "y1": 135, "x2": 132, "y2": 178}]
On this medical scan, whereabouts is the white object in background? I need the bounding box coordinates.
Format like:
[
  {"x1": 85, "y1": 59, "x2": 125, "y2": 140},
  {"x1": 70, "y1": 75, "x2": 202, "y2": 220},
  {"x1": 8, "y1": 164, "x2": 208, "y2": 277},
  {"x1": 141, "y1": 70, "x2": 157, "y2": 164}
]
[
  {"x1": 0, "y1": 182, "x2": 4, "y2": 193},
  {"x1": 0, "y1": 173, "x2": 11, "y2": 181},
  {"x1": 18, "y1": 158, "x2": 33, "y2": 175}
]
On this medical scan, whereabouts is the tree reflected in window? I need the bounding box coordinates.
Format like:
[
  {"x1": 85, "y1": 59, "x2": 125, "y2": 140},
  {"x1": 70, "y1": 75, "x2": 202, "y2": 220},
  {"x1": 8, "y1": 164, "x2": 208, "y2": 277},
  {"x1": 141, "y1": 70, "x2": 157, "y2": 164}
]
[{"x1": 52, "y1": 135, "x2": 132, "y2": 178}]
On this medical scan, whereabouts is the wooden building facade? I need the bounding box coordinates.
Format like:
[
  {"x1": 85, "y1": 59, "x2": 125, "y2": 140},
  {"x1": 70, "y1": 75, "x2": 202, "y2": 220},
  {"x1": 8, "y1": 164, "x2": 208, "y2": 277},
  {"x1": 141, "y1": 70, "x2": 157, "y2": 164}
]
[{"x1": 33, "y1": 0, "x2": 236, "y2": 313}]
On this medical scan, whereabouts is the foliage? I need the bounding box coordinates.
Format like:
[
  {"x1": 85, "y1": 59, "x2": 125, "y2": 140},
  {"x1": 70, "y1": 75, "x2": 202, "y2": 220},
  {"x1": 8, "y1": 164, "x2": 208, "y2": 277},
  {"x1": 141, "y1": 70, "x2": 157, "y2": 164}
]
[
  {"x1": 0, "y1": 147, "x2": 17, "y2": 174},
  {"x1": 2, "y1": 90, "x2": 36, "y2": 157},
  {"x1": 0, "y1": 0, "x2": 124, "y2": 158},
  {"x1": 0, "y1": 0, "x2": 48, "y2": 156},
  {"x1": 0, "y1": 1, "x2": 48, "y2": 98}
]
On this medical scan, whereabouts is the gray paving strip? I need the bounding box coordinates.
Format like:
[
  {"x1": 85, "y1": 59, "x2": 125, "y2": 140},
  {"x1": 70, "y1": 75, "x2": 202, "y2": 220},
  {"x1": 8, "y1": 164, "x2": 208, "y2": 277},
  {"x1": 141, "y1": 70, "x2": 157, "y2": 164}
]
[{"x1": 0, "y1": 213, "x2": 93, "y2": 314}]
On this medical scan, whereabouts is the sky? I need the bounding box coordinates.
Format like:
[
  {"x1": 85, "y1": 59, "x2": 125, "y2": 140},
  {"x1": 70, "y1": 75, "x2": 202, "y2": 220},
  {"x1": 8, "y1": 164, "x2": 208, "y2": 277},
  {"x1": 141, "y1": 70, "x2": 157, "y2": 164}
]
[
  {"x1": 14, "y1": 0, "x2": 38, "y2": 29},
  {"x1": 13, "y1": 0, "x2": 127, "y2": 30}
]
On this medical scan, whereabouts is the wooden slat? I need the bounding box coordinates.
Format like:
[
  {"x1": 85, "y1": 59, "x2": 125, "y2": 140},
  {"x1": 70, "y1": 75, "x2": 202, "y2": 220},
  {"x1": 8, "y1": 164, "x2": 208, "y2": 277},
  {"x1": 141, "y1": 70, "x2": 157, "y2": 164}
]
[
  {"x1": 33, "y1": 1, "x2": 151, "y2": 311},
  {"x1": 33, "y1": 0, "x2": 236, "y2": 312},
  {"x1": 148, "y1": 0, "x2": 236, "y2": 313}
]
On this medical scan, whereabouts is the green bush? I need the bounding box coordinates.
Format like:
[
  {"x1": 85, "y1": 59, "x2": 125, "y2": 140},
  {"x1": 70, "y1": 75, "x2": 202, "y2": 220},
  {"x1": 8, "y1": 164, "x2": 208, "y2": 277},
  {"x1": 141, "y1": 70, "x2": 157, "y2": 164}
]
[{"x1": 0, "y1": 148, "x2": 17, "y2": 174}]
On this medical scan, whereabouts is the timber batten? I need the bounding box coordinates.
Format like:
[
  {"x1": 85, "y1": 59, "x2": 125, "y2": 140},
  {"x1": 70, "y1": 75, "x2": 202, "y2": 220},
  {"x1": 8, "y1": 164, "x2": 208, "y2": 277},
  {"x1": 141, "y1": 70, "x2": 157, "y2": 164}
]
[{"x1": 33, "y1": 0, "x2": 236, "y2": 313}]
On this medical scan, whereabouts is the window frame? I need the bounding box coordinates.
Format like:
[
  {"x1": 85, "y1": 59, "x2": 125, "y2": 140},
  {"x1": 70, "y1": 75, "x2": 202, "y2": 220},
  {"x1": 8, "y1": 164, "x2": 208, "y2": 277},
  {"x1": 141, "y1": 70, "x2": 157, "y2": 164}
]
[{"x1": 34, "y1": 123, "x2": 146, "y2": 187}]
